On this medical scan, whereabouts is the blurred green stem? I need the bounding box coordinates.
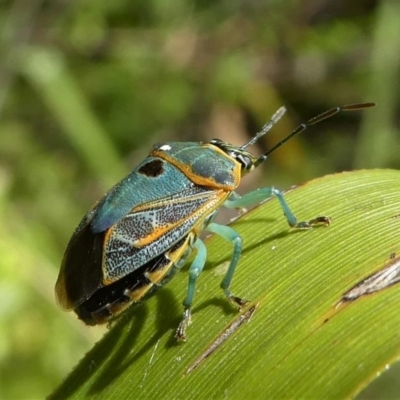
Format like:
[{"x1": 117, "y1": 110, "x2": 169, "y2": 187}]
[
  {"x1": 354, "y1": 0, "x2": 400, "y2": 168},
  {"x1": 17, "y1": 47, "x2": 126, "y2": 188}
]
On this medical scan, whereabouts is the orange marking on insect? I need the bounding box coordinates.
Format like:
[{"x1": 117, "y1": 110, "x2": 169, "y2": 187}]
[
  {"x1": 133, "y1": 194, "x2": 229, "y2": 247},
  {"x1": 54, "y1": 273, "x2": 73, "y2": 310},
  {"x1": 152, "y1": 145, "x2": 241, "y2": 189},
  {"x1": 146, "y1": 236, "x2": 192, "y2": 284},
  {"x1": 145, "y1": 264, "x2": 174, "y2": 285},
  {"x1": 125, "y1": 283, "x2": 155, "y2": 302}
]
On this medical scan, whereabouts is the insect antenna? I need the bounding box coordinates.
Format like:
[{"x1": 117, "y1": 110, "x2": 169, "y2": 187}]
[
  {"x1": 254, "y1": 102, "x2": 375, "y2": 168},
  {"x1": 240, "y1": 106, "x2": 286, "y2": 150}
]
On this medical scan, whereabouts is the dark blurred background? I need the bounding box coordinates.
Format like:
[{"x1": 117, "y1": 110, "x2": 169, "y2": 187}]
[{"x1": 1, "y1": 0, "x2": 399, "y2": 398}]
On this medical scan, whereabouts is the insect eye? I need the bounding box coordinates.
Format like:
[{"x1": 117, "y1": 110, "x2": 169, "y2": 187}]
[
  {"x1": 226, "y1": 151, "x2": 253, "y2": 170},
  {"x1": 210, "y1": 139, "x2": 223, "y2": 146},
  {"x1": 236, "y1": 154, "x2": 253, "y2": 170}
]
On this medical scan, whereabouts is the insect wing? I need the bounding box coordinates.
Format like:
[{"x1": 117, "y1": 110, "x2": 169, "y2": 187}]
[
  {"x1": 102, "y1": 186, "x2": 228, "y2": 284},
  {"x1": 56, "y1": 186, "x2": 228, "y2": 310},
  {"x1": 55, "y1": 214, "x2": 105, "y2": 310},
  {"x1": 90, "y1": 156, "x2": 198, "y2": 233}
]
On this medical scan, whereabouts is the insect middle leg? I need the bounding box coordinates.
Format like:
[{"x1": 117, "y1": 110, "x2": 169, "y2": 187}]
[
  {"x1": 176, "y1": 223, "x2": 247, "y2": 341},
  {"x1": 224, "y1": 187, "x2": 330, "y2": 228},
  {"x1": 206, "y1": 222, "x2": 247, "y2": 307}
]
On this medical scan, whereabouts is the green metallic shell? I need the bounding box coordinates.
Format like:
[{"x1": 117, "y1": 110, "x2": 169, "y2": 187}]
[{"x1": 56, "y1": 143, "x2": 240, "y2": 312}]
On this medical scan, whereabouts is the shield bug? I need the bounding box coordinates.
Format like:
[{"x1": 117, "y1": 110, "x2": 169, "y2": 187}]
[{"x1": 55, "y1": 102, "x2": 375, "y2": 341}]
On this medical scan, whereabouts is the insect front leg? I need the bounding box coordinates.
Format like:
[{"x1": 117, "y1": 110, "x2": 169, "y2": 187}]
[
  {"x1": 176, "y1": 238, "x2": 207, "y2": 342},
  {"x1": 224, "y1": 187, "x2": 330, "y2": 228},
  {"x1": 206, "y1": 222, "x2": 248, "y2": 307}
]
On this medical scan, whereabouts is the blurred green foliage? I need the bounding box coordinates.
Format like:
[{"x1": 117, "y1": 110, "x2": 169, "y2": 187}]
[{"x1": 0, "y1": 0, "x2": 399, "y2": 398}]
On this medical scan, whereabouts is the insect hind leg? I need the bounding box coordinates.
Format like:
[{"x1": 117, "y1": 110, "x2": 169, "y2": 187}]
[
  {"x1": 176, "y1": 238, "x2": 207, "y2": 342},
  {"x1": 224, "y1": 187, "x2": 330, "y2": 228},
  {"x1": 176, "y1": 224, "x2": 247, "y2": 341}
]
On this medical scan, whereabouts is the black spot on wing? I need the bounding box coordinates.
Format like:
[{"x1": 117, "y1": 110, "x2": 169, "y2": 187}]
[{"x1": 138, "y1": 159, "x2": 164, "y2": 177}]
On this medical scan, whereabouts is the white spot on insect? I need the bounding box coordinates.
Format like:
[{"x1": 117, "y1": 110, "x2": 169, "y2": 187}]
[
  {"x1": 271, "y1": 246, "x2": 277, "y2": 250},
  {"x1": 159, "y1": 144, "x2": 171, "y2": 151}
]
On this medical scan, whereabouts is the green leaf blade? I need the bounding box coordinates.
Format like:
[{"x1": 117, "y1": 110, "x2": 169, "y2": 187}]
[{"x1": 50, "y1": 169, "x2": 400, "y2": 400}]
